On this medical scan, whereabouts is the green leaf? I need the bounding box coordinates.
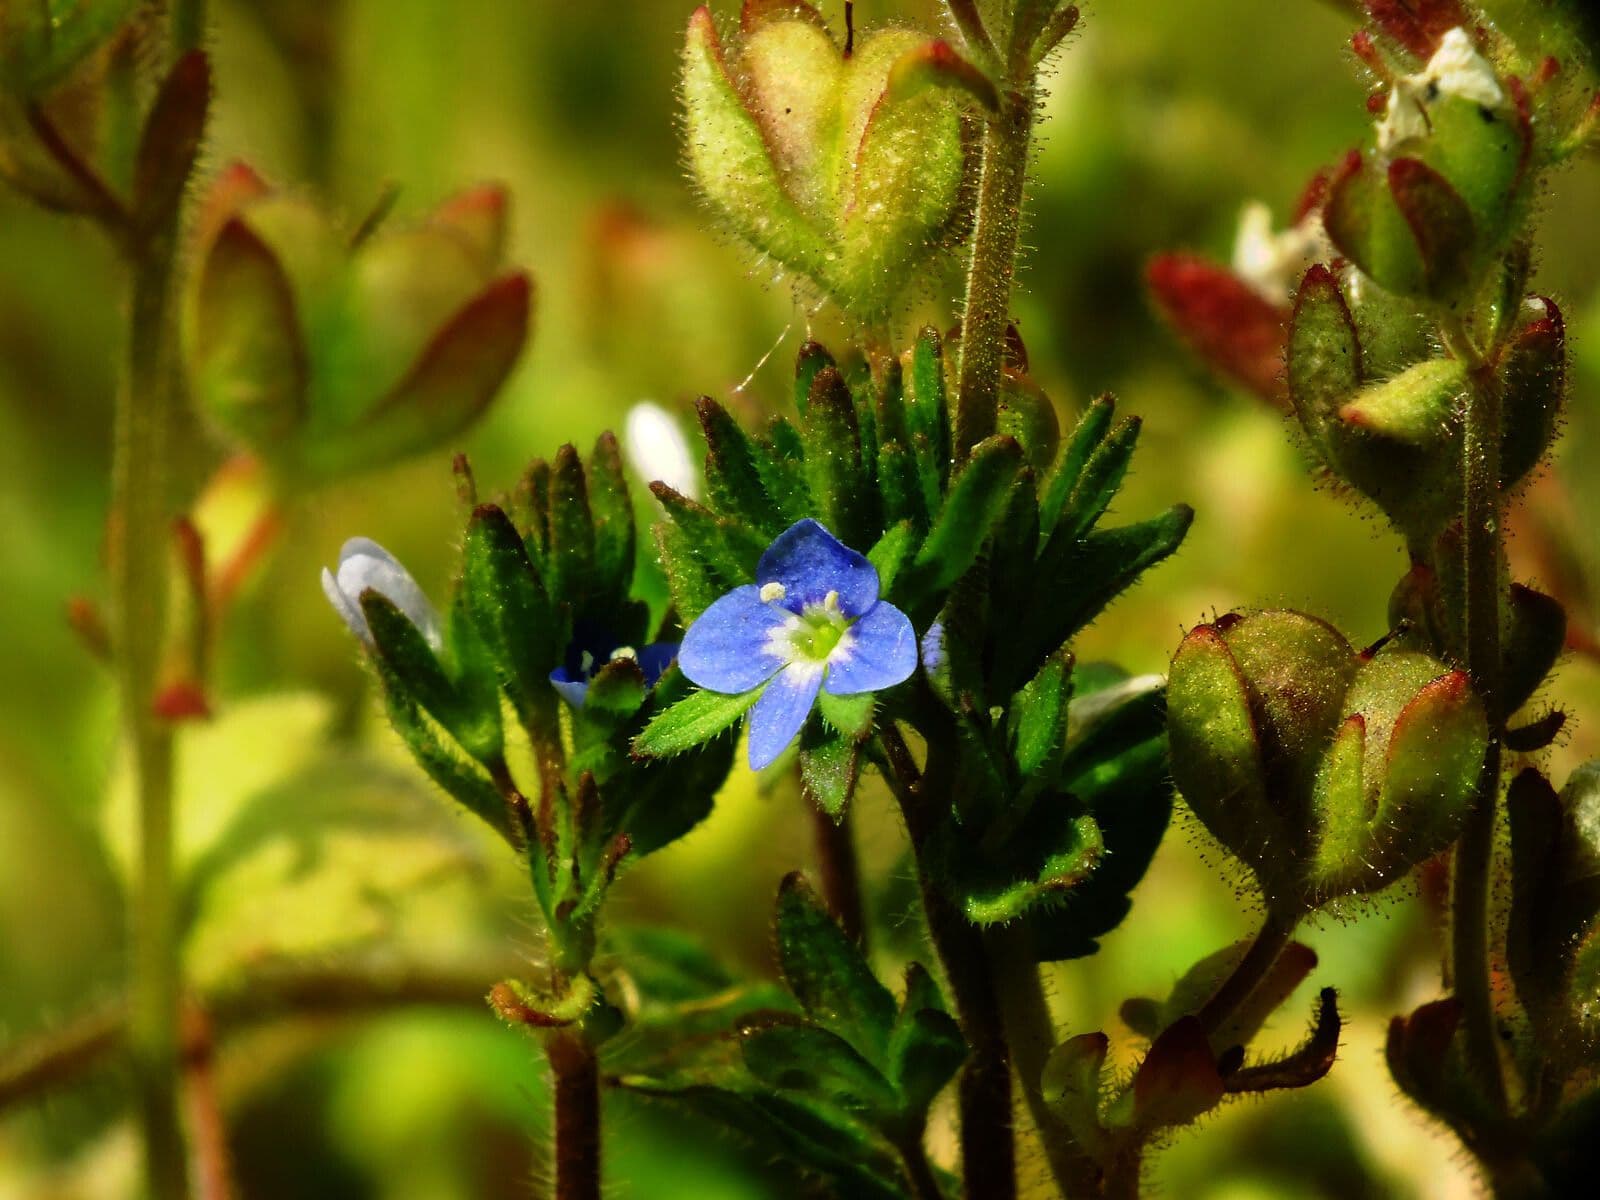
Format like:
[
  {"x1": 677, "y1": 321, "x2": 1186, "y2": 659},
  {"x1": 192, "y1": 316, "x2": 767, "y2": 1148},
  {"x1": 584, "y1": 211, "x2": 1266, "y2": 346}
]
[
  {"x1": 800, "y1": 720, "x2": 862, "y2": 819},
  {"x1": 462, "y1": 504, "x2": 560, "y2": 715},
  {"x1": 1051, "y1": 415, "x2": 1141, "y2": 546},
  {"x1": 876, "y1": 439, "x2": 928, "y2": 531},
  {"x1": 650, "y1": 483, "x2": 767, "y2": 585},
  {"x1": 632, "y1": 686, "x2": 761, "y2": 758},
  {"x1": 547, "y1": 444, "x2": 596, "y2": 608},
  {"x1": 586, "y1": 432, "x2": 636, "y2": 605},
  {"x1": 1011, "y1": 650, "x2": 1073, "y2": 784},
  {"x1": 1031, "y1": 505, "x2": 1194, "y2": 652},
  {"x1": 1039, "y1": 396, "x2": 1114, "y2": 537},
  {"x1": 775, "y1": 873, "x2": 897, "y2": 1063},
  {"x1": 653, "y1": 520, "x2": 723, "y2": 624},
  {"x1": 803, "y1": 366, "x2": 872, "y2": 547},
  {"x1": 362, "y1": 592, "x2": 501, "y2": 763},
  {"x1": 740, "y1": 1020, "x2": 900, "y2": 1118},
  {"x1": 1042, "y1": 1032, "x2": 1110, "y2": 1154},
  {"x1": 698, "y1": 397, "x2": 788, "y2": 536},
  {"x1": 818, "y1": 690, "x2": 876, "y2": 741},
  {"x1": 1287, "y1": 263, "x2": 1363, "y2": 447},
  {"x1": 794, "y1": 340, "x2": 837, "y2": 418},
  {"x1": 887, "y1": 964, "x2": 966, "y2": 1115},
  {"x1": 900, "y1": 435, "x2": 1024, "y2": 603},
  {"x1": 866, "y1": 520, "x2": 918, "y2": 600},
  {"x1": 906, "y1": 327, "x2": 952, "y2": 495}
]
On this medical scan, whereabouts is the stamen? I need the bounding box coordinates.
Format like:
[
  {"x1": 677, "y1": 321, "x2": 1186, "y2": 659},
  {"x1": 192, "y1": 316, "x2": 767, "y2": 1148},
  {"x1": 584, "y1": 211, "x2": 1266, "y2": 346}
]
[
  {"x1": 760, "y1": 582, "x2": 787, "y2": 603},
  {"x1": 609, "y1": 645, "x2": 638, "y2": 662},
  {"x1": 581, "y1": 650, "x2": 595, "y2": 674},
  {"x1": 823, "y1": 589, "x2": 841, "y2": 613}
]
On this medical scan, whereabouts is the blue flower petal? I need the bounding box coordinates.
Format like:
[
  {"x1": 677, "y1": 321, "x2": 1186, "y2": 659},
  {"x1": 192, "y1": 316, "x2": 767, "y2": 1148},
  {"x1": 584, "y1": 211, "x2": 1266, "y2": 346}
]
[
  {"x1": 824, "y1": 601, "x2": 918, "y2": 695},
  {"x1": 919, "y1": 621, "x2": 946, "y2": 673},
  {"x1": 679, "y1": 585, "x2": 791, "y2": 693},
  {"x1": 635, "y1": 641, "x2": 680, "y2": 687},
  {"x1": 757, "y1": 519, "x2": 878, "y2": 617},
  {"x1": 549, "y1": 666, "x2": 590, "y2": 709},
  {"x1": 747, "y1": 663, "x2": 824, "y2": 770}
]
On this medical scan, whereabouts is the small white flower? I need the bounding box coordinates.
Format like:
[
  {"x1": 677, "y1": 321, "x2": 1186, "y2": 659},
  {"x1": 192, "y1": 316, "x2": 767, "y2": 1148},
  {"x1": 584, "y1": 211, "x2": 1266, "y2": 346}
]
[
  {"x1": 321, "y1": 537, "x2": 443, "y2": 651},
  {"x1": 624, "y1": 401, "x2": 698, "y2": 499},
  {"x1": 1377, "y1": 27, "x2": 1505, "y2": 154},
  {"x1": 1231, "y1": 201, "x2": 1331, "y2": 304}
]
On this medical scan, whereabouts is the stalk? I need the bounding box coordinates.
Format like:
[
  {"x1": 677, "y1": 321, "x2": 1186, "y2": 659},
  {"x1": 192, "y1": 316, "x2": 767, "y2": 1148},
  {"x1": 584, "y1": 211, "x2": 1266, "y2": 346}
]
[
  {"x1": 120, "y1": 8, "x2": 209, "y2": 1193},
  {"x1": 546, "y1": 1031, "x2": 602, "y2": 1200},
  {"x1": 953, "y1": 87, "x2": 1035, "y2": 459},
  {"x1": 810, "y1": 803, "x2": 868, "y2": 948},
  {"x1": 987, "y1": 926, "x2": 1102, "y2": 1197},
  {"x1": 891, "y1": 1127, "x2": 947, "y2": 1200},
  {"x1": 1449, "y1": 330, "x2": 1509, "y2": 1112},
  {"x1": 118, "y1": 193, "x2": 188, "y2": 1200},
  {"x1": 879, "y1": 726, "x2": 1016, "y2": 1200}
]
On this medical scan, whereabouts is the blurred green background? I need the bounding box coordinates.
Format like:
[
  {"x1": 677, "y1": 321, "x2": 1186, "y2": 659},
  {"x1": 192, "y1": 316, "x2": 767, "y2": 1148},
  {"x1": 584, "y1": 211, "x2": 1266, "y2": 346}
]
[{"x1": 4, "y1": 1, "x2": 1600, "y2": 1196}]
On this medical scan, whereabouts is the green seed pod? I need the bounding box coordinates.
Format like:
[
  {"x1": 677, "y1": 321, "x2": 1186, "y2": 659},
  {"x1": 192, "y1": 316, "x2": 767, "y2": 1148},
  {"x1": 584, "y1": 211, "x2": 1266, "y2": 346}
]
[
  {"x1": 1167, "y1": 610, "x2": 1358, "y2": 908},
  {"x1": 185, "y1": 165, "x2": 533, "y2": 482},
  {"x1": 1169, "y1": 609, "x2": 1486, "y2": 912},
  {"x1": 1307, "y1": 648, "x2": 1485, "y2": 900},
  {"x1": 681, "y1": 2, "x2": 976, "y2": 318},
  {"x1": 1324, "y1": 30, "x2": 1531, "y2": 303}
]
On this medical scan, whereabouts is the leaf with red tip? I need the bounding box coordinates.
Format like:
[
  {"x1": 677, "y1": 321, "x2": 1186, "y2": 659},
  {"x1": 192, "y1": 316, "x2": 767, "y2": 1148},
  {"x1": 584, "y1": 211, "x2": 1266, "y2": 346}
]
[
  {"x1": 886, "y1": 39, "x2": 998, "y2": 111},
  {"x1": 431, "y1": 183, "x2": 510, "y2": 268},
  {"x1": 1499, "y1": 297, "x2": 1565, "y2": 490},
  {"x1": 1323, "y1": 150, "x2": 1428, "y2": 298},
  {"x1": 133, "y1": 51, "x2": 212, "y2": 232},
  {"x1": 1387, "y1": 157, "x2": 1475, "y2": 297},
  {"x1": 1147, "y1": 253, "x2": 1287, "y2": 404},
  {"x1": 154, "y1": 680, "x2": 212, "y2": 722},
  {"x1": 340, "y1": 273, "x2": 533, "y2": 474},
  {"x1": 1373, "y1": 670, "x2": 1485, "y2": 865},
  {"x1": 194, "y1": 161, "x2": 272, "y2": 252},
  {"x1": 1132, "y1": 1017, "x2": 1224, "y2": 1130},
  {"x1": 191, "y1": 218, "x2": 308, "y2": 451}
]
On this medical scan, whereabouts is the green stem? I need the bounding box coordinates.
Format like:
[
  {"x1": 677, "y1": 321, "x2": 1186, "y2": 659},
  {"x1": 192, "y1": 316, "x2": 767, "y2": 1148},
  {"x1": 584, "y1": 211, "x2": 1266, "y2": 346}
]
[
  {"x1": 1196, "y1": 908, "x2": 1299, "y2": 1036},
  {"x1": 1450, "y1": 332, "x2": 1509, "y2": 1113},
  {"x1": 987, "y1": 925, "x2": 1103, "y2": 1197},
  {"x1": 953, "y1": 85, "x2": 1035, "y2": 459},
  {"x1": 547, "y1": 1030, "x2": 602, "y2": 1200},
  {"x1": 119, "y1": 215, "x2": 188, "y2": 1200},
  {"x1": 879, "y1": 726, "x2": 1016, "y2": 1200}
]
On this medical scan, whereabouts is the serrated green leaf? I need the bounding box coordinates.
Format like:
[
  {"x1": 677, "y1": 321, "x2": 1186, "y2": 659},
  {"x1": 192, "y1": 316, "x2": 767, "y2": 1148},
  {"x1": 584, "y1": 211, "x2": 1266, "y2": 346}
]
[
  {"x1": 775, "y1": 873, "x2": 897, "y2": 1063},
  {"x1": 653, "y1": 520, "x2": 723, "y2": 623},
  {"x1": 887, "y1": 1005, "x2": 965, "y2": 1116},
  {"x1": 803, "y1": 366, "x2": 873, "y2": 548},
  {"x1": 633, "y1": 685, "x2": 762, "y2": 758},
  {"x1": 1051, "y1": 415, "x2": 1140, "y2": 546},
  {"x1": 650, "y1": 482, "x2": 766, "y2": 585}
]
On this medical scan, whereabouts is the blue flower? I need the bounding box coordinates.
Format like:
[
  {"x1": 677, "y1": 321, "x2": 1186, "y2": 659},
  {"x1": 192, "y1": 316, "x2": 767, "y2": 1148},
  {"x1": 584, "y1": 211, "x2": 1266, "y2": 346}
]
[
  {"x1": 679, "y1": 519, "x2": 917, "y2": 769},
  {"x1": 550, "y1": 622, "x2": 678, "y2": 708}
]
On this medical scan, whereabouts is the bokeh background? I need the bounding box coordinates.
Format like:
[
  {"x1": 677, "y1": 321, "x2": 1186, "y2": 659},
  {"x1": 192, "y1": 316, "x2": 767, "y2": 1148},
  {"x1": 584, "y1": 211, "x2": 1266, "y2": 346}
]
[{"x1": 4, "y1": 1, "x2": 1600, "y2": 1196}]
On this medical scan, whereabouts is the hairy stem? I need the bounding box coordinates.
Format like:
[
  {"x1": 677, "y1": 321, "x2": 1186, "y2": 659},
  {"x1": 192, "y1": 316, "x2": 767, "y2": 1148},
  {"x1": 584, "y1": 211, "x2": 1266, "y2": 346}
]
[
  {"x1": 118, "y1": 188, "x2": 188, "y2": 1200},
  {"x1": 172, "y1": 0, "x2": 208, "y2": 54},
  {"x1": 987, "y1": 926, "x2": 1102, "y2": 1197},
  {"x1": 1196, "y1": 907, "x2": 1299, "y2": 1035},
  {"x1": 879, "y1": 725, "x2": 1016, "y2": 1200},
  {"x1": 953, "y1": 84, "x2": 1035, "y2": 459},
  {"x1": 1450, "y1": 332, "x2": 1509, "y2": 1113},
  {"x1": 810, "y1": 803, "x2": 868, "y2": 948},
  {"x1": 547, "y1": 1031, "x2": 602, "y2": 1200}
]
